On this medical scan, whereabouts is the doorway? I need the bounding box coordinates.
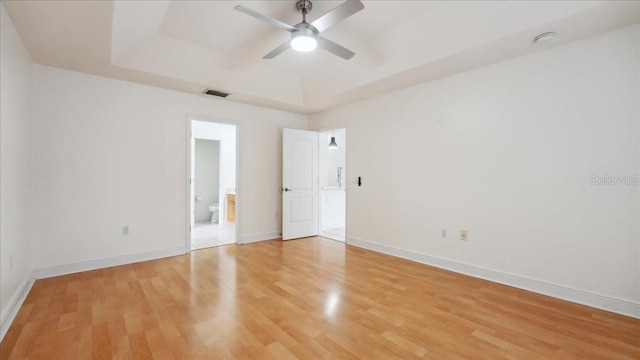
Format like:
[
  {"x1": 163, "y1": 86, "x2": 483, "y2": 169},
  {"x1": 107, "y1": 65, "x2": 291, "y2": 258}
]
[
  {"x1": 189, "y1": 119, "x2": 237, "y2": 250},
  {"x1": 281, "y1": 128, "x2": 346, "y2": 242},
  {"x1": 319, "y1": 129, "x2": 346, "y2": 242}
]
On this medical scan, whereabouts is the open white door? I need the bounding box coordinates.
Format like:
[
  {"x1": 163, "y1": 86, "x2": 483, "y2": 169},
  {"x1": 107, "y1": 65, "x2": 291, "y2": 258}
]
[{"x1": 282, "y1": 128, "x2": 319, "y2": 240}]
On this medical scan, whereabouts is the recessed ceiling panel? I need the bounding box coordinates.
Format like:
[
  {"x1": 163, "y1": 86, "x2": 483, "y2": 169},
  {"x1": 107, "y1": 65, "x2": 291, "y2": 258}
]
[{"x1": 3, "y1": 0, "x2": 636, "y2": 114}]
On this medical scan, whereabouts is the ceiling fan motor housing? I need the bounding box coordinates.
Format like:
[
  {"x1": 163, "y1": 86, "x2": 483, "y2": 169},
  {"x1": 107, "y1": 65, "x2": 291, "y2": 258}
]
[{"x1": 293, "y1": 23, "x2": 318, "y2": 36}]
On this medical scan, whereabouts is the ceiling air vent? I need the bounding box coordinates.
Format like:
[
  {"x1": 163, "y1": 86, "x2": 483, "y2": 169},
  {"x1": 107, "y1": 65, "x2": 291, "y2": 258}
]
[{"x1": 203, "y1": 89, "x2": 229, "y2": 98}]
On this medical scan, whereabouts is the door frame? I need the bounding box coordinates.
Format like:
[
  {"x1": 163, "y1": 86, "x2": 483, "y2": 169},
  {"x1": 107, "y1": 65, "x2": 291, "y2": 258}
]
[{"x1": 185, "y1": 114, "x2": 242, "y2": 252}]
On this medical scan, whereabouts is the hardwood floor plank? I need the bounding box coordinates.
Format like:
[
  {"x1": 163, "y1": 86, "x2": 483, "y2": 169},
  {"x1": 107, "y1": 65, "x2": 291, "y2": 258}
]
[
  {"x1": 128, "y1": 330, "x2": 152, "y2": 359},
  {"x1": 380, "y1": 330, "x2": 428, "y2": 357},
  {"x1": 1, "y1": 237, "x2": 639, "y2": 359},
  {"x1": 90, "y1": 322, "x2": 112, "y2": 359}
]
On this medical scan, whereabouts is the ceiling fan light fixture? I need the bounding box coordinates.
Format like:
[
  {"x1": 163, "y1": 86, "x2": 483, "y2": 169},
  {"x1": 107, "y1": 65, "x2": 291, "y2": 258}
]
[
  {"x1": 234, "y1": 0, "x2": 364, "y2": 59},
  {"x1": 291, "y1": 30, "x2": 317, "y2": 52}
]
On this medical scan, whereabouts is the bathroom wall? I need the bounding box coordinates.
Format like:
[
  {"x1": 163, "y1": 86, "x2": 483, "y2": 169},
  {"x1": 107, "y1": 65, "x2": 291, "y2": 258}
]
[
  {"x1": 31, "y1": 64, "x2": 307, "y2": 270},
  {"x1": 194, "y1": 139, "x2": 220, "y2": 222},
  {"x1": 0, "y1": 4, "x2": 34, "y2": 338},
  {"x1": 309, "y1": 24, "x2": 640, "y2": 315}
]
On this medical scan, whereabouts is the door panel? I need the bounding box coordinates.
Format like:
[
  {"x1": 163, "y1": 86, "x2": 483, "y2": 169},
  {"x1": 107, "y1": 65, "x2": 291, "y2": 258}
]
[
  {"x1": 283, "y1": 129, "x2": 319, "y2": 240},
  {"x1": 291, "y1": 139, "x2": 314, "y2": 189}
]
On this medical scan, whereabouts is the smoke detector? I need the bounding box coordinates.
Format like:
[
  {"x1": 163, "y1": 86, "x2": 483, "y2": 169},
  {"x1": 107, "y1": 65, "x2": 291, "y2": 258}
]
[{"x1": 533, "y1": 32, "x2": 556, "y2": 45}]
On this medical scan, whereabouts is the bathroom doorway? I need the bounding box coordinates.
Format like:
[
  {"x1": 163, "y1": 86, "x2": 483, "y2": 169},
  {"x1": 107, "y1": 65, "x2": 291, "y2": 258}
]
[
  {"x1": 188, "y1": 119, "x2": 237, "y2": 251},
  {"x1": 319, "y1": 129, "x2": 346, "y2": 242}
]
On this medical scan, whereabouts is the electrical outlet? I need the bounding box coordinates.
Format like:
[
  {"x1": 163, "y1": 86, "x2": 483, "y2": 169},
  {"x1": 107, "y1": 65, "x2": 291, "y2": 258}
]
[
  {"x1": 460, "y1": 230, "x2": 468, "y2": 241},
  {"x1": 9, "y1": 255, "x2": 14, "y2": 272},
  {"x1": 122, "y1": 226, "x2": 129, "y2": 235},
  {"x1": 441, "y1": 229, "x2": 447, "y2": 239},
  {"x1": 275, "y1": 211, "x2": 278, "y2": 218}
]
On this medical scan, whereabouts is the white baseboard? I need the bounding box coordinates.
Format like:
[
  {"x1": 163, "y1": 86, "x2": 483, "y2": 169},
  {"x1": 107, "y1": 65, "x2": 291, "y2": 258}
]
[
  {"x1": 347, "y1": 236, "x2": 640, "y2": 319},
  {"x1": 33, "y1": 246, "x2": 186, "y2": 279},
  {"x1": 1, "y1": 276, "x2": 35, "y2": 342},
  {"x1": 241, "y1": 232, "x2": 281, "y2": 244}
]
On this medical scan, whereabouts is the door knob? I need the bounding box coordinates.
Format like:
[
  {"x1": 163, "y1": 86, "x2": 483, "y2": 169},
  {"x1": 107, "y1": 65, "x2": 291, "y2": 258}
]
[{"x1": 283, "y1": 188, "x2": 291, "y2": 192}]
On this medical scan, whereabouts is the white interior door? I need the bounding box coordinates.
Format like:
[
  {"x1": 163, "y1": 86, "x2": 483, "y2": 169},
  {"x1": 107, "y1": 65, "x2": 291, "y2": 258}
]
[{"x1": 282, "y1": 128, "x2": 319, "y2": 240}]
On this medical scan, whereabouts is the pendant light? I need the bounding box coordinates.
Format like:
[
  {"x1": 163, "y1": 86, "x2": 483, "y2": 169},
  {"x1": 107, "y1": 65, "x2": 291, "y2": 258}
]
[{"x1": 328, "y1": 131, "x2": 338, "y2": 149}]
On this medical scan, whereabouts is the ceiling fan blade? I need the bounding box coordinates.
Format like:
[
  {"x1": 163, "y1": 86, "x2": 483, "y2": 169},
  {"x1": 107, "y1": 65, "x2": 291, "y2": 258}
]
[
  {"x1": 263, "y1": 41, "x2": 291, "y2": 59},
  {"x1": 310, "y1": 0, "x2": 364, "y2": 34},
  {"x1": 234, "y1": 5, "x2": 296, "y2": 32},
  {"x1": 317, "y1": 37, "x2": 355, "y2": 60}
]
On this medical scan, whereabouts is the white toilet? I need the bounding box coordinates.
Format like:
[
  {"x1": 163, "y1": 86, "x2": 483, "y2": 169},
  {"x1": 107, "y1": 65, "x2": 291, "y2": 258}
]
[{"x1": 208, "y1": 204, "x2": 219, "y2": 223}]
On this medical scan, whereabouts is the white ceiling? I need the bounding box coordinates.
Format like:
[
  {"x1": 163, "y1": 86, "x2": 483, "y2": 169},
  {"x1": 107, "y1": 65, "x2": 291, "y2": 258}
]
[{"x1": 4, "y1": 0, "x2": 640, "y2": 114}]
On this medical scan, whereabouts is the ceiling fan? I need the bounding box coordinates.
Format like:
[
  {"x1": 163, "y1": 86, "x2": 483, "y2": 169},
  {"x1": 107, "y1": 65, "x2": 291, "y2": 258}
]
[{"x1": 234, "y1": 0, "x2": 364, "y2": 60}]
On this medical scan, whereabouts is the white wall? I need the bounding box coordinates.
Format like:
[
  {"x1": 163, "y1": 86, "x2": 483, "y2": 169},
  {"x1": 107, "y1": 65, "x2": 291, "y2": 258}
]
[
  {"x1": 32, "y1": 65, "x2": 307, "y2": 269},
  {"x1": 0, "y1": 4, "x2": 34, "y2": 337},
  {"x1": 310, "y1": 25, "x2": 640, "y2": 313},
  {"x1": 194, "y1": 139, "x2": 219, "y2": 222}
]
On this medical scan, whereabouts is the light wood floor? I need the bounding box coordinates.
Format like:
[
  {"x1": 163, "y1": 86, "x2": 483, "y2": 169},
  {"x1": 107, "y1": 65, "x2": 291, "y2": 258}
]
[{"x1": 1, "y1": 237, "x2": 639, "y2": 359}]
